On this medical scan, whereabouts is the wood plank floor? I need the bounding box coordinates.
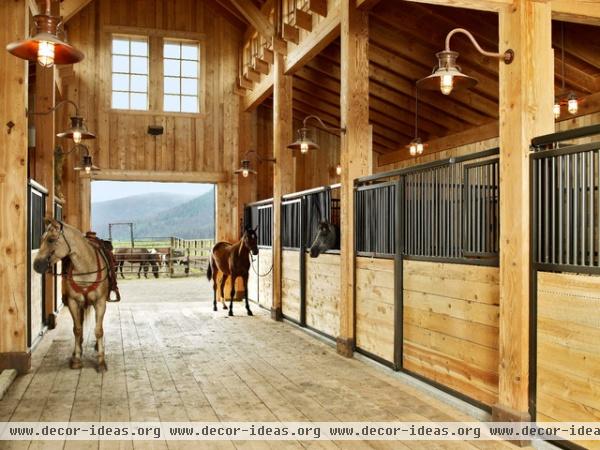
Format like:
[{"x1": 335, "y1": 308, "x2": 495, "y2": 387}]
[{"x1": 0, "y1": 277, "x2": 517, "y2": 450}]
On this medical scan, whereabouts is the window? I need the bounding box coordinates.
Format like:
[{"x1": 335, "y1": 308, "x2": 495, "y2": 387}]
[
  {"x1": 111, "y1": 36, "x2": 149, "y2": 110},
  {"x1": 163, "y1": 40, "x2": 200, "y2": 113}
]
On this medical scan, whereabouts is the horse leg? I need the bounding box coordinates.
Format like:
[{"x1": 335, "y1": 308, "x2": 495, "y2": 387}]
[
  {"x1": 221, "y1": 276, "x2": 228, "y2": 310},
  {"x1": 93, "y1": 298, "x2": 107, "y2": 372},
  {"x1": 119, "y1": 261, "x2": 124, "y2": 279},
  {"x1": 228, "y1": 274, "x2": 236, "y2": 317},
  {"x1": 67, "y1": 298, "x2": 83, "y2": 369},
  {"x1": 212, "y1": 267, "x2": 218, "y2": 311},
  {"x1": 243, "y1": 275, "x2": 253, "y2": 316}
]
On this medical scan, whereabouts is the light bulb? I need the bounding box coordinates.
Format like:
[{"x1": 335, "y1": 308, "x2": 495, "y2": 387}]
[
  {"x1": 85, "y1": 166, "x2": 91, "y2": 174},
  {"x1": 409, "y1": 144, "x2": 417, "y2": 156},
  {"x1": 553, "y1": 102, "x2": 561, "y2": 119},
  {"x1": 73, "y1": 130, "x2": 82, "y2": 144},
  {"x1": 300, "y1": 142, "x2": 309, "y2": 154},
  {"x1": 242, "y1": 169, "x2": 249, "y2": 178},
  {"x1": 37, "y1": 41, "x2": 55, "y2": 68},
  {"x1": 440, "y1": 74, "x2": 454, "y2": 95},
  {"x1": 335, "y1": 164, "x2": 342, "y2": 175},
  {"x1": 416, "y1": 142, "x2": 424, "y2": 155},
  {"x1": 568, "y1": 97, "x2": 578, "y2": 115}
]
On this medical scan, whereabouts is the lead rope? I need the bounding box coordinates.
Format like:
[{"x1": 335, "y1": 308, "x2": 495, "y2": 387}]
[{"x1": 250, "y1": 254, "x2": 273, "y2": 277}]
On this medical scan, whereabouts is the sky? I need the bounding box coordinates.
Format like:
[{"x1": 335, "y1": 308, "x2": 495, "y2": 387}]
[{"x1": 91, "y1": 181, "x2": 213, "y2": 202}]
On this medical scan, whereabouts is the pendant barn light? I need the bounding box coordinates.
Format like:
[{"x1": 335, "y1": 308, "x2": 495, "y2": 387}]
[
  {"x1": 417, "y1": 28, "x2": 514, "y2": 95},
  {"x1": 406, "y1": 89, "x2": 426, "y2": 157},
  {"x1": 234, "y1": 150, "x2": 276, "y2": 178},
  {"x1": 6, "y1": 0, "x2": 84, "y2": 67},
  {"x1": 288, "y1": 115, "x2": 346, "y2": 153},
  {"x1": 58, "y1": 143, "x2": 100, "y2": 174},
  {"x1": 335, "y1": 164, "x2": 342, "y2": 176},
  {"x1": 554, "y1": 22, "x2": 580, "y2": 118},
  {"x1": 31, "y1": 99, "x2": 96, "y2": 144}
]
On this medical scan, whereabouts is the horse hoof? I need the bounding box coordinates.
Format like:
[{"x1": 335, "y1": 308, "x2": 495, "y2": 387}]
[
  {"x1": 70, "y1": 359, "x2": 82, "y2": 370},
  {"x1": 213, "y1": 306, "x2": 217, "y2": 312},
  {"x1": 94, "y1": 342, "x2": 98, "y2": 351},
  {"x1": 247, "y1": 310, "x2": 253, "y2": 316},
  {"x1": 96, "y1": 361, "x2": 107, "y2": 373},
  {"x1": 223, "y1": 305, "x2": 228, "y2": 310},
  {"x1": 228, "y1": 311, "x2": 233, "y2": 317}
]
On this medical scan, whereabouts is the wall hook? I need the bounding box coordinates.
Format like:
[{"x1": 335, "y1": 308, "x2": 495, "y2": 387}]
[{"x1": 6, "y1": 121, "x2": 15, "y2": 134}]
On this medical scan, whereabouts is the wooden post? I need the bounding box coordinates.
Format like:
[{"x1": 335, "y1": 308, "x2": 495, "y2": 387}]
[
  {"x1": 169, "y1": 237, "x2": 174, "y2": 277},
  {"x1": 79, "y1": 174, "x2": 91, "y2": 232},
  {"x1": 271, "y1": 50, "x2": 294, "y2": 321},
  {"x1": 495, "y1": 0, "x2": 554, "y2": 421},
  {"x1": 34, "y1": 61, "x2": 56, "y2": 326},
  {"x1": 337, "y1": 0, "x2": 370, "y2": 357},
  {"x1": 0, "y1": 0, "x2": 30, "y2": 373}
]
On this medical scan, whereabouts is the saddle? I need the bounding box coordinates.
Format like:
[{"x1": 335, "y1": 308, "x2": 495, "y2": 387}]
[{"x1": 85, "y1": 232, "x2": 121, "y2": 302}]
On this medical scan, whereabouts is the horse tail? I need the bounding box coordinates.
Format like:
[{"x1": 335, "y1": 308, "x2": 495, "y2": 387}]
[{"x1": 206, "y1": 255, "x2": 213, "y2": 281}]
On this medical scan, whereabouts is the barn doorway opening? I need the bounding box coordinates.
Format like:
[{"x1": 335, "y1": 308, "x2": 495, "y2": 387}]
[{"x1": 91, "y1": 180, "x2": 215, "y2": 279}]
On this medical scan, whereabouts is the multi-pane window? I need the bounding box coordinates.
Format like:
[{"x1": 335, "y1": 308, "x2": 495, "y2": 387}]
[
  {"x1": 111, "y1": 36, "x2": 149, "y2": 110},
  {"x1": 163, "y1": 40, "x2": 200, "y2": 113}
]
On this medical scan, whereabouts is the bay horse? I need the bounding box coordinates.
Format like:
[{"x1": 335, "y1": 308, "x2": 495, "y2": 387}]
[
  {"x1": 207, "y1": 227, "x2": 258, "y2": 316},
  {"x1": 114, "y1": 247, "x2": 159, "y2": 278},
  {"x1": 309, "y1": 221, "x2": 340, "y2": 258},
  {"x1": 33, "y1": 219, "x2": 115, "y2": 372}
]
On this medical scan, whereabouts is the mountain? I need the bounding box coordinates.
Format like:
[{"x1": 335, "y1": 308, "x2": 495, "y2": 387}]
[{"x1": 92, "y1": 189, "x2": 214, "y2": 240}]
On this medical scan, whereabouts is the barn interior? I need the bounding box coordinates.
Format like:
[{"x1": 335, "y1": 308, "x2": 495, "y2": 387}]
[{"x1": 1, "y1": 0, "x2": 600, "y2": 446}]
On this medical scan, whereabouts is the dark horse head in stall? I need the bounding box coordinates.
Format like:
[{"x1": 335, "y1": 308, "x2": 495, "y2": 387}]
[{"x1": 309, "y1": 222, "x2": 340, "y2": 258}]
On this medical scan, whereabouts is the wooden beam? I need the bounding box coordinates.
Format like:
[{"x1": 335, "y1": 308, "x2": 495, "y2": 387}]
[
  {"x1": 61, "y1": 0, "x2": 94, "y2": 22},
  {"x1": 271, "y1": 52, "x2": 294, "y2": 321},
  {"x1": 552, "y1": 0, "x2": 600, "y2": 26},
  {"x1": 91, "y1": 170, "x2": 228, "y2": 183},
  {"x1": 403, "y1": 0, "x2": 511, "y2": 13},
  {"x1": 284, "y1": 9, "x2": 341, "y2": 74},
  {"x1": 356, "y1": 0, "x2": 382, "y2": 10},
  {"x1": 494, "y1": 0, "x2": 554, "y2": 421},
  {"x1": 0, "y1": 0, "x2": 29, "y2": 368},
  {"x1": 34, "y1": 64, "x2": 56, "y2": 325},
  {"x1": 228, "y1": 0, "x2": 275, "y2": 38},
  {"x1": 242, "y1": 70, "x2": 274, "y2": 111},
  {"x1": 338, "y1": 1, "x2": 370, "y2": 357}
]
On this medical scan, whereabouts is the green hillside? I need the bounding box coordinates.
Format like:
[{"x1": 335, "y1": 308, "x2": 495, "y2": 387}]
[{"x1": 92, "y1": 189, "x2": 214, "y2": 240}]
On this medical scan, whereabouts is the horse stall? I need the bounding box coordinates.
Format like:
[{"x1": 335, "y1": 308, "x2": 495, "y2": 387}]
[
  {"x1": 27, "y1": 180, "x2": 47, "y2": 349},
  {"x1": 245, "y1": 199, "x2": 274, "y2": 311},
  {"x1": 530, "y1": 126, "x2": 600, "y2": 447},
  {"x1": 354, "y1": 148, "x2": 501, "y2": 408},
  {"x1": 280, "y1": 185, "x2": 341, "y2": 337}
]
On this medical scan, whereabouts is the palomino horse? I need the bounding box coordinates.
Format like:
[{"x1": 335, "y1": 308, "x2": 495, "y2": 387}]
[
  {"x1": 33, "y1": 219, "x2": 111, "y2": 371},
  {"x1": 207, "y1": 227, "x2": 258, "y2": 316},
  {"x1": 114, "y1": 247, "x2": 160, "y2": 278},
  {"x1": 309, "y1": 221, "x2": 340, "y2": 258}
]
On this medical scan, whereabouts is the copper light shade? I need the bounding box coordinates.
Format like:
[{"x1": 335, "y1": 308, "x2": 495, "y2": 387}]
[
  {"x1": 287, "y1": 127, "x2": 320, "y2": 153},
  {"x1": 74, "y1": 154, "x2": 99, "y2": 174},
  {"x1": 56, "y1": 116, "x2": 96, "y2": 143},
  {"x1": 6, "y1": 9, "x2": 84, "y2": 67},
  {"x1": 234, "y1": 160, "x2": 258, "y2": 178}
]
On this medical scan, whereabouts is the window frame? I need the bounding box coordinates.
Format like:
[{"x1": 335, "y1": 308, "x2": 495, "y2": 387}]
[
  {"x1": 162, "y1": 38, "x2": 202, "y2": 115},
  {"x1": 110, "y1": 34, "x2": 150, "y2": 111}
]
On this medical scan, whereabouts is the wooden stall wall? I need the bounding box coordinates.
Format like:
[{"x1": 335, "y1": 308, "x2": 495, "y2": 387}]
[
  {"x1": 536, "y1": 272, "x2": 600, "y2": 448},
  {"x1": 59, "y1": 0, "x2": 243, "y2": 239},
  {"x1": 281, "y1": 250, "x2": 301, "y2": 322},
  {"x1": 257, "y1": 249, "x2": 273, "y2": 311},
  {"x1": 305, "y1": 253, "x2": 340, "y2": 338},
  {"x1": 355, "y1": 257, "x2": 395, "y2": 364},
  {"x1": 29, "y1": 251, "x2": 44, "y2": 345},
  {"x1": 403, "y1": 260, "x2": 500, "y2": 406}
]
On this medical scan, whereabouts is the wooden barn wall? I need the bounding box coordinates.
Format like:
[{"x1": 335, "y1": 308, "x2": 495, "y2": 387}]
[
  {"x1": 403, "y1": 260, "x2": 500, "y2": 406},
  {"x1": 376, "y1": 112, "x2": 600, "y2": 173},
  {"x1": 536, "y1": 272, "x2": 600, "y2": 447},
  {"x1": 281, "y1": 250, "x2": 301, "y2": 322},
  {"x1": 355, "y1": 257, "x2": 395, "y2": 364},
  {"x1": 254, "y1": 105, "x2": 341, "y2": 201},
  {"x1": 305, "y1": 253, "x2": 340, "y2": 337},
  {"x1": 59, "y1": 0, "x2": 243, "y2": 240}
]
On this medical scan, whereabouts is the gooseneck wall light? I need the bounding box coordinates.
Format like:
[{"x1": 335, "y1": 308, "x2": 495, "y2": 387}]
[
  {"x1": 56, "y1": 143, "x2": 99, "y2": 174},
  {"x1": 288, "y1": 115, "x2": 347, "y2": 153},
  {"x1": 6, "y1": 0, "x2": 84, "y2": 67},
  {"x1": 235, "y1": 150, "x2": 276, "y2": 178},
  {"x1": 417, "y1": 28, "x2": 514, "y2": 95},
  {"x1": 31, "y1": 99, "x2": 96, "y2": 145}
]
